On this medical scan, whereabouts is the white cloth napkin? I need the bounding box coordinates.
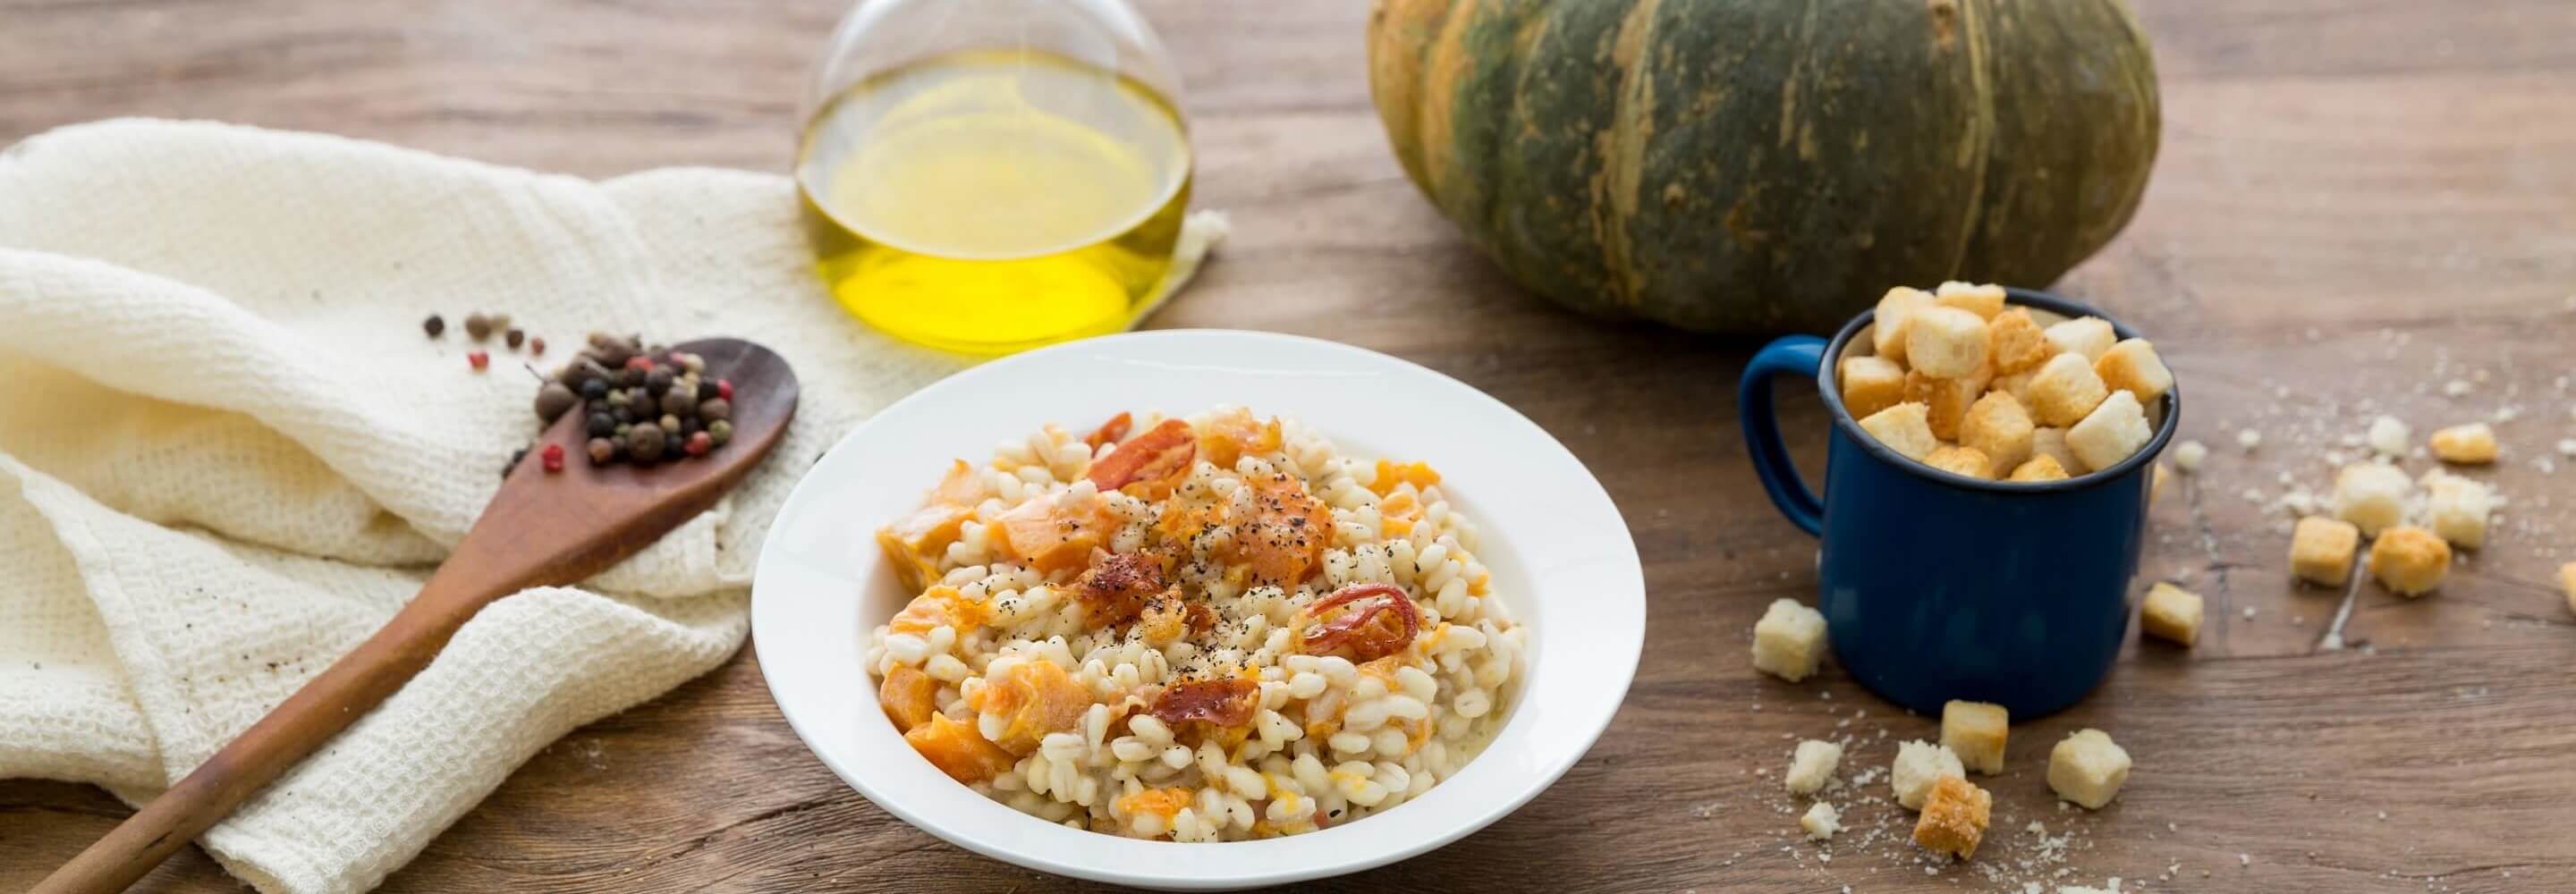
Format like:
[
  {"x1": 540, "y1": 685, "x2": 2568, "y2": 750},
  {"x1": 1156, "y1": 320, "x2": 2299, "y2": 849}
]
[{"x1": 0, "y1": 118, "x2": 1224, "y2": 893}]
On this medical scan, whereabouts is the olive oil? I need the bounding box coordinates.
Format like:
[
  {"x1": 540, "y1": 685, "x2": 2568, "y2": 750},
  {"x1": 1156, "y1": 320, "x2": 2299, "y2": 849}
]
[{"x1": 797, "y1": 50, "x2": 1192, "y2": 354}]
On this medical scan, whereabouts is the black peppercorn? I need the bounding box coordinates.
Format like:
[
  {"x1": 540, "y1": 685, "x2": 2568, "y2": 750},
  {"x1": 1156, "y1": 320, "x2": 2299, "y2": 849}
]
[
  {"x1": 503, "y1": 445, "x2": 527, "y2": 479},
  {"x1": 659, "y1": 387, "x2": 695, "y2": 417},
  {"x1": 628, "y1": 423, "x2": 666, "y2": 461},
  {"x1": 612, "y1": 405, "x2": 635, "y2": 424},
  {"x1": 697, "y1": 379, "x2": 719, "y2": 401},
  {"x1": 505, "y1": 328, "x2": 526, "y2": 350},
  {"x1": 698, "y1": 398, "x2": 732, "y2": 421},
  {"x1": 464, "y1": 314, "x2": 493, "y2": 341},
  {"x1": 580, "y1": 378, "x2": 608, "y2": 401},
  {"x1": 533, "y1": 382, "x2": 579, "y2": 425},
  {"x1": 423, "y1": 314, "x2": 445, "y2": 338},
  {"x1": 645, "y1": 367, "x2": 674, "y2": 395},
  {"x1": 588, "y1": 411, "x2": 616, "y2": 438}
]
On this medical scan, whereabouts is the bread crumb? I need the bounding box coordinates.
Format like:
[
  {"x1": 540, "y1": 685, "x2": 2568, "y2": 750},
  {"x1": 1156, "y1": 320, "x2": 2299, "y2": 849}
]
[
  {"x1": 1892, "y1": 739, "x2": 1966, "y2": 809},
  {"x1": 2428, "y1": 423, "x2": 2496, "y2": 464},
  {"x1": 2368, "y1": 416, "x2": 2411, "y2": 457},
  {"x1": 1785, "y1": 738, "x2": 1843, "y2": 795},
  {"x1": 2237, "y1": 428, "x2": 2262, "y2": 451},
  {"x1": 1801, "y1": 801, "x2": 1842, "y2": 840},
  {"x1": 2174, "y1": 440, "x2": 2207, "y2": 472},
  {"x1": 2444, "y1": 379, "x2": 2473, "y2": 397}
]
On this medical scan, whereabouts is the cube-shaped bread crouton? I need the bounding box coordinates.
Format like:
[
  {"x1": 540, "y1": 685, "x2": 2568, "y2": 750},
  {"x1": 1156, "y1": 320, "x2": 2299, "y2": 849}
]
[
  {"x1": 1904, "y1": 367, "x2": 1993, "y2": 442},
  {"x1": 2066, "y1": 391, "x2": 2152, "y2": 472},
  {"x1": 2026, "y1": 352, "x2": 2111, "y2": 427},
  {"x1": 2140, "y1": 582, "x2": 2203, "y2": 646},
  {"x1": 1960, "y1": 392, "x2": 2035, "y2": 476},
  {"x1": 1800, "y1": 801, "x2": 1842, "y2": 841},
  {"x1": 2046, "y1": 729, "x2": 2132, "y2": 810},
  {"x1": 1839, "y1": 355, "x2": 1908, "y2": 419},
  {"x1": 2428, "y1": 423, "x2": 2497, "y2": 464},
  {"x1": 1992, "y1": 367, "x2": 2037, "y2": 405},
  {"x1": 1905, "y1": 307, "x2": 1993, "y2": 379},
  {"x1": 1935, "y1": 281, "x2": 2008, "y2": 319},
  {"x1": 2368, "y1": 526, "x2": 2451, "y2": 597},
  {"x1": 2093, "y1": 338, "x2": 2174, "y2": 403},
  {"x1": 1986, "y1": 308, "x2": 2054, "y2": 375},
  {"x1": 2561, "y1": 561, "x2": 2576, "y2": 615},
  {"x1": 1923, "y1": 444, "x2": 1992, "y2": 479},
  {"x1": 2330, "y1": 462, "x2": 2412, "y2": 536},
  {"x1": 1752, "y1": 598, "x2": 1828, "y2": 681},
  {"x1": 1859, "y1": 402, "x2": 1940, "y2": 461},
  {"x1": 2043, "y1": 316, "x2": 2118, "y2": 361},
  {"x1": 2008, "y1": 454, "x2": 2069, "y2": 482},
  {"x1": 1872, "y1": 287, "x2": 1932, "y2": 364},
  {"x1": 2030, "y1": 426, "x2": 2082, "y2": 473},
  {"x1": 1891, "y1": 739, "x2": 1966, "y2": 810},
  {"x1": 1940, "y1": 700, "x2": 2009, "y2": 774},
  {"x1": 2290, "y1": 516, "x2": 2361, "y2": 586},
  {"x1": 1785, "y1": 738, "x2": 1843, "y2": 795},
  {"x1": 2420, "y1": 470, "x2": 2496, "y2": 549},
  {"x1": 1913, "y1": 776, "x2": 1992, "y2": 860}
]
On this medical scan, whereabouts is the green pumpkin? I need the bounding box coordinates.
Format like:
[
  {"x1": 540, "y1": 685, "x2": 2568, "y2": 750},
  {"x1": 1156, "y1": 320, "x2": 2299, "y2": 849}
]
[{"x1": 1367, "y1": 0, "x2": 2161, "y2": 333}]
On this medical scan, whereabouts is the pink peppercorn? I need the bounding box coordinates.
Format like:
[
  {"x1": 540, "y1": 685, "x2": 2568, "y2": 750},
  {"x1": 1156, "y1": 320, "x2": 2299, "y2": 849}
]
[
  {"x1": 540, "y1": 443, "x2": 565, "y2": 473},
  {"x1": 684, "y1": 430, "x2": 713, "y2": 458},
  {"x1": 625, "y1": 356, "x2": 655, "y2": 374},
  {"x1": 716, "y1": 378, "x2": 733, "y2": 401},
  {"x1": 467, "y1": 350, "x2": 490, "y2": 371},
  {"x1": 530, "y1": 336, "x2": 547, "y2": 356}
]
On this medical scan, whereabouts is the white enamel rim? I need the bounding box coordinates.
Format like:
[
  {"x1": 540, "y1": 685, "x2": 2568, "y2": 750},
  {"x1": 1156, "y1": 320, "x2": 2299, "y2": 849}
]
[{"x1": 751, "y1": 330, "x2": 1645, "y2": 890}]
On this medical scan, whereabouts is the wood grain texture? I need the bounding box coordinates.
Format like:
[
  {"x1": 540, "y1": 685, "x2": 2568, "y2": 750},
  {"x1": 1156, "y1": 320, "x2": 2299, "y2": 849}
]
[{"x1": 3, "y1": 1, "x2": 2573, "y2": 892}]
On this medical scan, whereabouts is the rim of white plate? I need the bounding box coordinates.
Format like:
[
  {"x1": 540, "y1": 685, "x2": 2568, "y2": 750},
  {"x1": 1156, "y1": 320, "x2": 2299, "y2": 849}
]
[{"x1": 751, "y1": 329, "x2": 1645, "y2": 890}]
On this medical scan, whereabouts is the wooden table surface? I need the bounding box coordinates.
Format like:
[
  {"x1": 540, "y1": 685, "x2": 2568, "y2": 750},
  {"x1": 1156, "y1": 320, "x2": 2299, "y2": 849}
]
[{"x1": 5, "y1": 1, "x2": 2573, "y2": 891}]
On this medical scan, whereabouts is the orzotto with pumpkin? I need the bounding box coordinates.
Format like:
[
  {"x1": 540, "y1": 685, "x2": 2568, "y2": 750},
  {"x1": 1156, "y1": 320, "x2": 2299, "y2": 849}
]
[{"x1": 869, "y1": 406, "x2": 1526, "y2": 840}]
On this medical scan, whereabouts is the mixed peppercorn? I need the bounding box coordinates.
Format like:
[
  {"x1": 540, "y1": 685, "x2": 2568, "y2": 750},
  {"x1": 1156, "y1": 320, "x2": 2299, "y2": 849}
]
[
  {"x1": 535, "y1": 333, "x2": 736, "y2": 469},
  {"x1": 435, "y1": 313, "x2": 743, "y2": 477}
]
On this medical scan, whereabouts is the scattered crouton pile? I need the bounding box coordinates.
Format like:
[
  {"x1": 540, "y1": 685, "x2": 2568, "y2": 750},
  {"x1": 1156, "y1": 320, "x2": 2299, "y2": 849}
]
[{"x1": 1846, "y1": 283, "x2": 2172, "y2": 482}]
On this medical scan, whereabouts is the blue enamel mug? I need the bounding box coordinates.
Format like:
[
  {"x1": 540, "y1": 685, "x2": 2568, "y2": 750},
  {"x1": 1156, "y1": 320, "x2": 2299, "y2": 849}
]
[{"x1": 1738, "y1": 288, "x2": 2179, "y2": 717}]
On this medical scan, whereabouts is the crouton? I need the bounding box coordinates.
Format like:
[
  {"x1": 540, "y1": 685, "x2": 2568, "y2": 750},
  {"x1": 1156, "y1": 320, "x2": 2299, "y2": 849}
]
[
  {"x1": 2008, "y1": 454, "x2": 2070, "y2": 482},
  {"x1": 2093, "y1": 338, "x2": 2174, "y2": 403},
  {"x1": 1960, "y1": 392, "x2": 2036, "y2": 477},
  {"x1": 2043, "y1": 316, "x2": 2118, "y2": 361},
  {"x1": 2140, "y1": 582, "x2": 2203, "y2": 646},
  {"x1": 1906, "y1": 307, "x2": 1994, "y2": 379},
  {"x1": 2428, "y1": 423, "x2": 2497, "y2": 465},
  {"x1": 1752, "y1": 598, "x2": 1828, "y2": 682},
  {"x1": 1913, "y1": 776, "x2": 1993, "y2": 860},
  {"x1": 2289, "y1": 516, "x2": 2361, "y2": 586},
  {"x1": 1840, "y1": 355, "x2": 1908, "y2": 420},
  {"x1": 2066, "y1": 391, "x2": 2152, "y2": 472},
  {"x1": 1859, "y1": 402, "x2": 1941, "y2": 462},
  {"x1": 1987, "y1": 308, "x2": 2055, "y2": 375},
  {"x1": 2026, "y1": 352, "x2": 2112, "y2": 427},
  {"x1": 1935, "y1": 281, "x2": 2008, "y2": 320},
  {"x1": 2368, "y1": 527, "x2": 2451, "y2": 596},
  {"x1": 2046, "y1": 729, "x2": 2132, "y2": 810},
  {"x1": 1940, "y1": 700, "x2": 2008, "y2": 775},
  {"x1": 1872, "y1": 287, "x2": 1933, "y2": 365},
  {"x1": 1924, "y1": 444, "x2": 1993, "y2": 479}
]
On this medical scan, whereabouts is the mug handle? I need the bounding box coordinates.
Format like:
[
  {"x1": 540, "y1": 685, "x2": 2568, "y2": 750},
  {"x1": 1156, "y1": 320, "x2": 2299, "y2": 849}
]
[{"x1": 1739, "y1": 335, "x2": 1829, "y2": 536}]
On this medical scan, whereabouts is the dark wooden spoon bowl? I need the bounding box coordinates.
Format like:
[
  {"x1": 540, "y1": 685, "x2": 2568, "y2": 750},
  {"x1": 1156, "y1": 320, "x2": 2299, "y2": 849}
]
[{"x1": 34, "y1": 337, "x2": 800, "y2": 894}]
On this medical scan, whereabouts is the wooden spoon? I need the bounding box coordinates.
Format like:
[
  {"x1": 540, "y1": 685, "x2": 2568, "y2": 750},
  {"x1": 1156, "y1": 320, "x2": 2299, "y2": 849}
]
[{"x1": 34, "y1": 337, "x2": 800, "y2": 894}]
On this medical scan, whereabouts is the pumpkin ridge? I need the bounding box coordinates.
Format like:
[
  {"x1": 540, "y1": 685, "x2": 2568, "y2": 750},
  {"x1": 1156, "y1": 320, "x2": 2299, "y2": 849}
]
[
  {"x1": 1596, "y1": 0, "x2": 1662, "y2": 311},
  {"x1": 1947, "y1": 0, "x2": 1999, "y2": 281}
]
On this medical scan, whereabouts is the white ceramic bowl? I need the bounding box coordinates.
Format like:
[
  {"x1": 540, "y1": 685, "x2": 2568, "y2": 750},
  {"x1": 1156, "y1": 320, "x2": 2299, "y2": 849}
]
[{"x1": 752, "y1": 330, "x2": 1644, "y2": 890}]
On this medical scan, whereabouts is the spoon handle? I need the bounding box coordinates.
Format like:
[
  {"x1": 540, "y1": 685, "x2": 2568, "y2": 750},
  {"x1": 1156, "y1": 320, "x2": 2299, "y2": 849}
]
[{"x1": 30, "y1": 571, "x2": 496, "y2": 894}]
